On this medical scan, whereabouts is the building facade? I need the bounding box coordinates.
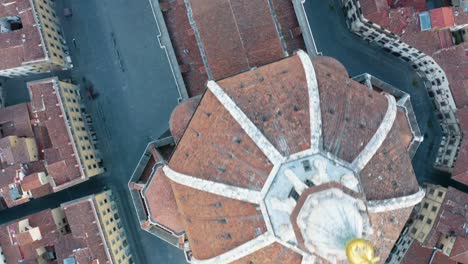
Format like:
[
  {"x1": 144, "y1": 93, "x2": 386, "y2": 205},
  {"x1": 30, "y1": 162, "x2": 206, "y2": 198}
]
[
  {"x1": 27, "y1": 77, "x2": 105, "y2": 188},
  {"x1": 389, "y1": 186, "x2": 468, "y2": 263},
  {"x1": 386, "y1": 229, "x2": 414, "y2": 264},
  {"x1": 408, "y1": 184, "x2": 447, "y2": 244},
  {"x1": 93, "y1": 190, "x2": 133, "y2": 264},
  {"x1": 0, "y1": 190, "x2": 132, "y2": 264},
  {"x1": 0, "y1": 0, "x2": 71, "y2": 77},
  {"x1": 340, "y1": 0, "x2": 465, "y2": 172}
]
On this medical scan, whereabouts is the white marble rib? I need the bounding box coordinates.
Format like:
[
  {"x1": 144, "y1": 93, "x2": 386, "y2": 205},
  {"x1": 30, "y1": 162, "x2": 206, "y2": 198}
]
[
  {"x1": 207, "y1": 80, "x2": 285, "y2": 165},
  {"x1": 351, "y1": 94, "x2": 397, "y2": 171},
  {"x1": 367, "y1": 187, "x2": 425, "y2": 213},
  {"x1": 191, "y1": 233, "x2": 275, "y2": 264},
  {"x1": 163, "y1": 166, "x2": 262, "y2": 204},
  {"x1": 297, "y1": 50, "x2": 322, "y2": 152}
]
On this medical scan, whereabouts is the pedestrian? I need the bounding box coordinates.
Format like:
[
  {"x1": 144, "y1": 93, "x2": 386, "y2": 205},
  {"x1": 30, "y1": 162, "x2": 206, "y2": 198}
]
[{"x1": 72, "y1": 38, "x2": 77, "y2": 48}]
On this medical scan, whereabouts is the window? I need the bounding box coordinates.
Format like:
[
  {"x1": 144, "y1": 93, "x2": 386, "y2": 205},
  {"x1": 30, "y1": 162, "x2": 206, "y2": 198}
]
[
  {"x1": 418, "y1": 215, "x2": 424, "y2": 220},
  {"x1": 411, "y1": 228, "x2": 417, "y2": 234},
  {"x1": 429, "y1": 188, "x2": 435, "y2": 195},
  {"x1": 426, "y1": 218, "x2": 432, "y2": 225},
  {"x1": 438, "y1": 191, "x2": 444, "y2": 197},
  {"x1": 432, "y1": 206, "x2": 438, "y2": 212},
  {"x1": 302, "y1": 160, "x2": 311, "y2": 171},
  {"x1": 423, "y1": 203, "x2": 429, "y2": 209}
]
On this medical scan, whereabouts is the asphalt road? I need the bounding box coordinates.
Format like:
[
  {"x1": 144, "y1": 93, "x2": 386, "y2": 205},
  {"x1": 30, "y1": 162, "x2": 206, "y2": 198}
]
[
  {"x1": 1, "y1": 0, "x2": 186, "y2": 263},
  {"x1": 303, "y1": 0, "x2": 451, "y2": 186}
]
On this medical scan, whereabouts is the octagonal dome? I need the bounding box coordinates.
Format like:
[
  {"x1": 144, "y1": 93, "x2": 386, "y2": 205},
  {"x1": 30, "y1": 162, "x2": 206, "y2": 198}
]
[{"x1": 158, "y1": 51, "x2": 424, "y2": 263}]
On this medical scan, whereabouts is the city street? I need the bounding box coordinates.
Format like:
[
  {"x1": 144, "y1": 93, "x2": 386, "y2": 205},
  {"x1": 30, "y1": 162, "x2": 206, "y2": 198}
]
[
  {"x1": 1, "y1": 0, "x2": 186, "y2": 263},
  {"x1": 303, "y1": 0, "x2": 450, "y2": 185}
]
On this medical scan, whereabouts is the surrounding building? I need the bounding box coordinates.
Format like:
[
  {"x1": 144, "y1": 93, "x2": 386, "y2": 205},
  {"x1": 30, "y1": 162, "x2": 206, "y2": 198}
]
[
  {"x1": 453, "y1": 108, "x2": 468, "y2": 185},
  {"x1": 131, "y1": 51, "x2": 425, "y2": 263},
  {"x1": 385, "y1": 228, "x2": 414, "y2": 264},
  {"x1": 158, "y1": 0, "x2": 306, "y2": 96},
  {"x1": 0, "y1": 190, "x2": 132, "y2": 264},
  {"x1": 0, "y1": 0, "x2": 71, "y2": 77},
  {"x1": 388, "y1": 186, "x2": 468, "y2": 263},
  {"x1": 0, "y1": 77, "x2": 104, "y2": 209},
  {"x1": 407, "y1": 184, "x2": 448, "y2": 244},
  {"x1": 340, "y1": 0, "x2": 468, "y2": 172},
  {"x1": 28, "y1": 77, "x2": 105, "y2": 183}
]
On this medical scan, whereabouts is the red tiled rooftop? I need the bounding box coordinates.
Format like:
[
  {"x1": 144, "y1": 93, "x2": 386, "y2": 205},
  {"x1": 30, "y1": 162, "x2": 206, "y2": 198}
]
[
  {"x1": 61, "y1": 199, "x2": 110, "y2": 263},
  {"x1": 451, "y1": 236, "x2": 468, "y2": 263},
  {"x1": 401, "y1": 240, "x2": 457, "y2": 264},
  {"x1": 429, "y1": 7, "x2": 455, "y2": 29},
  {"x1": 162, "y1": 0, "x2": 304, "y2": 96},
  {"x1": 218, "y1": 54, "x2": 311, "y2": 156},
  {"x1": 171, "y1": 181, "x2": 267, "y2": 260},
  {"x1": 169, "y1": 90, "x2": 274, "y2": 191},
  {"x1": 169, "y1": 95, "x2": 201, "y2": 144},
  {"x1": 454, "y1": 6, "x2": 468, "y2": 26},
  {"x1": 144, "y1": 167, "x2": 184, "y2": 234},
  {"x1": 28, "y1": 79, "x2": 82, "y2": 187},
  {"x1": 21, "y1": 172, "x2": 44, "y2": 191},
  {"x1": 0, "y1": 103, "x2": 34, "y2": 138},
  {"x1": 0, "y1": 209, "x2": 57, "y2": 262},
  {"x1": 424, "y1": 186, "x2": 468, "y2": 250},
  {"x1": 432, "y1": 43, "x2": 468, "y2": 109},
  {"x1": 0, "y1": 198, "x2": 112, "y2": 264},
  {"x1": 400, "y1": 14, "x2": 446, "y2": 55},
  {"x1": 164, "y1": 53, "x2": 419, "y2": 261},
  {"x1": 161, "y1": 0, "x2": 208, "y2": 97},
  {"x1": 435, "y1": 187, "x2": 468, "y2": 237},
  {"x1": 0, "y1": 0, "x2": 46, "y2": 71},
  {"x1": 392, "y1": 0, "x2": 426, "y2": 12},
  {"x1": 189, "y1": 0, "x2": 285, "y2": 80}
]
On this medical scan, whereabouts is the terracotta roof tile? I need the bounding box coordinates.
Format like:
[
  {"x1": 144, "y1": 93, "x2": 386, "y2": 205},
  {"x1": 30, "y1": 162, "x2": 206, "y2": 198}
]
[
  {"x1": 435, "y1": 187, "x2": 468, "y2": 238},
  {"x1": 171, "y1": 182, "x2": 267, "y2": 260},
  {"x1": 163, "y1": 53, "x2": 419, "y2": 262},
  {"x1": 169, "y1": 91, "x2": 273, "y2": 191},
  {"x1": 62, "y1": 199, "x2": 110, "y2": 263},
  {"x1": 0, "y1": 103, "x2": 34, "y2": 138},
  {"x1": 28, "y1": 79, "x2": 82, "y2": 187},
  {"x1": 161, "y1": 0, "x2": 209, "y2": 96},
  {"x1": 401, "y1": 241, "x2": 457, "y2": 264},
  {"x1": 432, "y1": 44, "x2": 468, "y2": 109},
  {"x1": 0, "y1": 0, "x2": 46, "y2": 70},
  {"x1": 219, "y1": 55, "x2": 311, "y2": 156},
  {"x1": 144, "y1": 167, "x2": 184, "y2": 234},
  {"x1": 231, "y1": 242, "x2": 302, "y2": 264},
  {"x1": 314, "y1": 56, "x2": 388, "y2": 163},
  {"x1": 360, "y1": 118, "x2": 419, "y2": 200},
  {"x1": 450, "y1": 236, "x2": 468, "y2": 263},
  {"x1": 169, "y1": 96, "x2": 202, "y2": 144},
  {"x1": 189, "y1": 0, "x2": 285, "y2": 80},
  {"x1": 368, "y1": 207, "x2": 414, "y2": 261},
  {"x1": 429, "y1": 7, "x2": 455, "y2": 29},
  {"x1": 21, "y1": 172, "x2": 45, "y2": 191},
  {"x1": 453, "y1": 108, "x2": 468, "y2": 185}
]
